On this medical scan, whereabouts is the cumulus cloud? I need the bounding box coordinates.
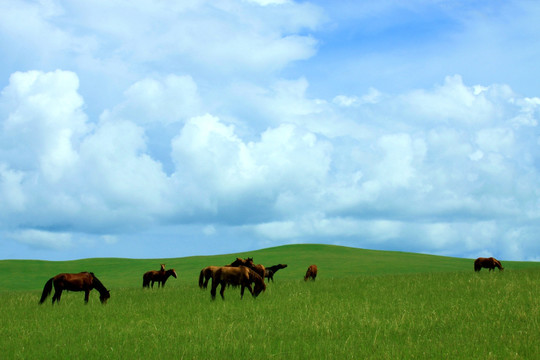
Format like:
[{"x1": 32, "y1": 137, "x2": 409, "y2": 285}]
[{"x1": 1, "y1": 68, "x2": 540, "y2": 260}]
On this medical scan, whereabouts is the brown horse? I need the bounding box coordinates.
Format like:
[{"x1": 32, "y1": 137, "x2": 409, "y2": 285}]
[
  {"x1": 238, "y1": 257, "x2": 266, "y2": 280},
  {"x1": 264, "y1": 264, "x2": 287, "y2": 282},
  {"x1": 210, "y1": 266, "x2": 266, "y2": 300},
  {"x1": 143, "y1": 268, "x2": 177, "y2": 288},
  {"x1": 39, "y1": 272, "x2": 110, "y2": 305},
  {"x1": 474, "y1": 257, "x2": 504, "y2": 272},
  {"x1": 304, "y1": 264, "x2": 317, "y2": 281},
  {"x1": 199, "y1": 265, "x2": 221, "y2": 289},
  {"x1": 198, "y1": 257, "x2": 259, "y2": 289}
]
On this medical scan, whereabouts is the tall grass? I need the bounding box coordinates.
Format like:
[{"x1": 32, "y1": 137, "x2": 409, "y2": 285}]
[{"x1": 1, "y1": 268, "x2": 538, "y2": 359}]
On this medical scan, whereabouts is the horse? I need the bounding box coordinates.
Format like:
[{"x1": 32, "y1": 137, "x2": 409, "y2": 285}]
[
  {"x1": 143, "y1": 268, "x2": 177, "y2": 288},
  {"x1": 237, "y1": 257, "x2": 266, "y2": 280},
  {"x1": 39, "y1": 272, "x2": 110, "y2": 305},
  {"x1": 198, "y1": 258, "x2": 253, "y2": 289},
  {"x1": 210, "y1": 266, "x2": 266, "y2": 300},
  {"x1": 264, "y1": 264, "x2": 288, "y2": 282},
  {"x1": 304, "y1": 264, "x2": 317, "y2": 281},
  {"x1": 199, "y1": 266, "x2": 221, "y2": 289},
  {"x1": 474, "y1": 257, "x2": 504, "y2": 272}
]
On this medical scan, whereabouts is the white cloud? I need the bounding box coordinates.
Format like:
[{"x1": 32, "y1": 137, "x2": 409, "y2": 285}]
[
  {"x1": 111, "y1": 74, "x2": 202, "y2": 125},
  {"x1": 1, "y1": 70, "x2": 89, "y2": 182},
  {"x1": 1, "y1": 66, "x2": 540, "y2": 260},
  {"x1": 10, "y1": 229, "x2": 73, "y2": 251}
]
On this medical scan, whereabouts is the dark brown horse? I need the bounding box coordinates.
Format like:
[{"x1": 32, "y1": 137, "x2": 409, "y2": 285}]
[
  {"x1": 474, "y1": 257, "x2": 504, "y2": 272},
  {"x1": 211, "y1": 266, "x2": 266, "y2": 300},
  {"x1": 143, "y1": 268, "x2": 177, "y2": 288},
  {"x1": 304, "y1": 264, "x2": 317, "y2": 281},
  {"x1": 39, "y1": 272, "x2": 110, "y2": 305},
  {"x1": 264, "y1": 264, "x2": 287, "y2": 282}
]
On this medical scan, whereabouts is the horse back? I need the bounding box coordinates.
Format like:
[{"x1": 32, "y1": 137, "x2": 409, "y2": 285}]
[{"x1": 53, "y1": 272, "x2": 93, "y2": 290}]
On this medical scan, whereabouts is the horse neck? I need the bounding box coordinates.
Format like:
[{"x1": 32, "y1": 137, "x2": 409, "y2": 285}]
[
  {"x1": 91, "y1": 276, "x2": 107, "y2": 294},
  {"x1": 251, "y1": 270, "x2": 263, "y2": 284}
]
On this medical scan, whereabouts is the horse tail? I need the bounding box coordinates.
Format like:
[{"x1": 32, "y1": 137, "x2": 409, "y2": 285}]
[
  {"x1": 142, "y1": 273, "x2": 149, "y2": 288},
  {"x1": 199, "y1": 269, "x2": 205, "y2": 289},
  {"x1": 39, "y1": 278, "x2": 54, "y2": 304}
]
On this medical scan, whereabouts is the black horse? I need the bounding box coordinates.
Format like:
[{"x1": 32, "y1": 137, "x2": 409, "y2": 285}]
[{"x1": 264, "y1": 264, "x2": 288, "y2": 282}]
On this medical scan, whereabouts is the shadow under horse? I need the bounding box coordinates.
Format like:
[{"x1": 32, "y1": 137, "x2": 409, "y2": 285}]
[{"x1": 39, "y1": 272, "x2": 110, "y2": 305}]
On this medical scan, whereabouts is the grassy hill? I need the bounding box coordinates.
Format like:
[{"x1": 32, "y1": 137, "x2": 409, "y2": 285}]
[
  {"x1": 1, "y1": 244, "x2": 538, "y2": 359},
  {"x1": 1, "y1": 244, "x2": 538, "y2": 291}
]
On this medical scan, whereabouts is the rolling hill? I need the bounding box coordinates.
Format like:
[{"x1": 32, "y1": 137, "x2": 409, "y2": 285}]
[{"x1": 1, "y1": 244, "x2": 538, "y2": 291}]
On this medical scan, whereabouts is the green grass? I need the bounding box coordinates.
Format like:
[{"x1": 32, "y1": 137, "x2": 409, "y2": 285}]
[{"x1": 1, "y1": 244, "x2": 539, "y2": 359}]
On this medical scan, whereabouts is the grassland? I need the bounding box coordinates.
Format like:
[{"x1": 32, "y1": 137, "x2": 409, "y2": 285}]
[{"x1": 1, "y1": 244, "x2": 539, "y2": 359}]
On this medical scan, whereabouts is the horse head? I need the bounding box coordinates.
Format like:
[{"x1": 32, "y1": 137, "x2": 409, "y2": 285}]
[
  {"x1": 253, "y1": 276, "x2": 266, "y2": 297},
  {"x1": 169, "y1": 269, "x2": 178, "y2": 278},
  {"x1": 99, "y1": 289, "x2": 111, "y2": 304},
  {"x1": 245, "y1": 257, "x2": 255, "y2": 267}
]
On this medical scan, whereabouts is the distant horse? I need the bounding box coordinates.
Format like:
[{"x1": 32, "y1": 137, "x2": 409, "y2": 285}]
[
  {"x1": 304, "y1": 264, "x2": 317, "y2": 281},
  {"x1": 211, "y1": 266, "x2": 266, "y2": 300},
  {"x1": 474, "y1": 257, "x2": 504, "y2": 272},
  {"x1": 39, "y1": 272, "x2": 110, "y2": 305},
  {"x1": 265, "y1": 264, "x2": 288, "y2": 282},
  {"x1": 143, "y1": 268, "x2": 177, "y2": 288}
]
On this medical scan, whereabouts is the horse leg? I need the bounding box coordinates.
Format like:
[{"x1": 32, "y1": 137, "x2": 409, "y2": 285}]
[
  {"x1": 219, "y1": 283, "x2": 226, "y2": 300},
  {"x1": 52, "y1": 289, "x2": 62, "y2": 304},
  {"x1": 246, "y1": 284, "x2": 254, "y2": 297},
  {"x1": 84, "y1": 290, "x2": 90, "y2": 304},
  {"x1": 210, "y1": 281, "x2": 218, "y2": 300}
]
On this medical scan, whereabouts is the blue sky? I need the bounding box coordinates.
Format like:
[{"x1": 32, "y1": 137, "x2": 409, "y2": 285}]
[{"x1": 1, "y1": 0, "x2": 539, "y2": 261}]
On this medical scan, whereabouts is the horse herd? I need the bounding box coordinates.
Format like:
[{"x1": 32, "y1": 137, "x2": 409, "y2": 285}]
[{"x1": 38, "y1": 256, "x2": 502, "y2": 305}]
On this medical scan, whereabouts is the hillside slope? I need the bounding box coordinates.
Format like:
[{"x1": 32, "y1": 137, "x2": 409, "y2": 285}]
[{"x1": 1, "y1": 244, "x2": 538, "y2": 291}]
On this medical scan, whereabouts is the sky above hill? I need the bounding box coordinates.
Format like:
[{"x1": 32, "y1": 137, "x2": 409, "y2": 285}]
[{"x1": 1, "y1": 0, "x2": 539, "y2": 261}]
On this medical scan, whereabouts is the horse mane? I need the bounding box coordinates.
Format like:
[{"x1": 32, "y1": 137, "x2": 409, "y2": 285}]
[
  {"x1": 90, "y1": 274, "x2": 107, "y2": 293},
  {"x1": 248, "y1": 268, "x2": 264, "y2": 285}
]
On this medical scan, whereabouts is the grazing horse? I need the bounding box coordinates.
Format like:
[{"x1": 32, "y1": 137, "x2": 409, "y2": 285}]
[
  {"x1": 143, "y1": 268, "x2": 177, "y2": 288},
  {"x1": 211, "y1": 266, "x2": 266, "y2": 300},
  {"x1": 474, "y1": 257, "x2": 504, "y2": 272},
  {"x1": 39, "y1": 272, "x2": 110, "y2": 305},
  {"x1": 304, "y1": 264, "x2": 317, "y2": 281},
  {"x1": 264, "y1": 264, "x2": 288, "y2": 282}
]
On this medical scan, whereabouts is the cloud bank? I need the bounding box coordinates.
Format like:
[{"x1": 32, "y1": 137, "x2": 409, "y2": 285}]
[{"x1": 1, "y1": 70, "x2": 539, "y2": 260}]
